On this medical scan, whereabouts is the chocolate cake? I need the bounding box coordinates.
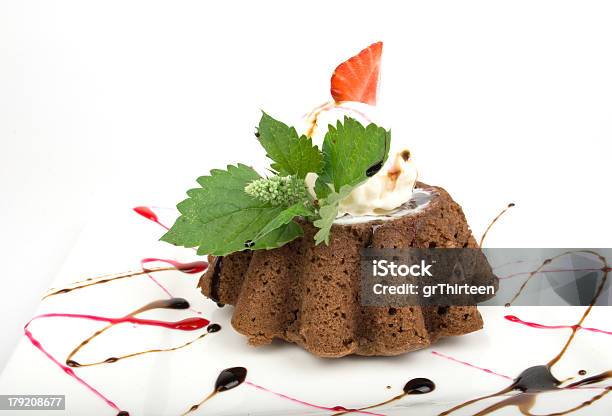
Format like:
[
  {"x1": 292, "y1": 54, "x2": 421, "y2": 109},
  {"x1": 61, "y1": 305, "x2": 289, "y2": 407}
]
[
  {"x1": 159, "y1": 42, "x2": 497, "y2": 358},
  {"x1": 198, "y1": 184, "x2": 494, "y2": 357}
]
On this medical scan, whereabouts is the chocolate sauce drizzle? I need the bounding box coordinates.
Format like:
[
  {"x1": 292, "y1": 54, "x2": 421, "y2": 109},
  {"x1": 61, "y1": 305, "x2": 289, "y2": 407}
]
[
  {"x1": 332, "y1": 378, "x2": 435, "y2": 415},
  {"x1": 479, "y1": 203, "x2": 515, "y2": 248},
  {"x1": 439, "y1": 250, "x2": 611, "y2": 415},
  {"x1": 43, "y1": 259, "x2": 207, "y2": 300},
  {"x1": 43, "y1": 267, "x2": 174, "y2": 299},
  {"x1": 209, "y1": 256, "x2": 224, "y2": 304},
  {"x1": 181, "y1": 367, "x2": 247, "y2": 415}
]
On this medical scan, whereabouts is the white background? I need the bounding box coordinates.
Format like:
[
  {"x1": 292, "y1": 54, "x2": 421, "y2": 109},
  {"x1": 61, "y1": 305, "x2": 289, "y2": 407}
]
[{"x1": 1, "y1": 0, "x2": 611, "y2": 373}]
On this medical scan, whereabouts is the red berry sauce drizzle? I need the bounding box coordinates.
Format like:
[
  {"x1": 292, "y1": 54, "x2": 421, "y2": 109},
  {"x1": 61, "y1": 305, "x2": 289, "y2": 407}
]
[
  {"x1": 436, "y1": 249, "x2": 612, "y2": 415},
  {"x1": 133, "y1": 206, "x2": 169, "y2": 230},
  {"x1": 25, "y1": 297, "x2": 212, "y2": 416},
  {"x1": 504, "y1": 315, "x2": 612, "y2": 336}
]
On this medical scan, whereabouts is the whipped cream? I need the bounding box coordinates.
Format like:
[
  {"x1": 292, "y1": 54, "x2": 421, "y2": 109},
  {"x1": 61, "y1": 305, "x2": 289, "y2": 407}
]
[{"x1": 302, "y1": 102, "x2": 418, "y2": 217}]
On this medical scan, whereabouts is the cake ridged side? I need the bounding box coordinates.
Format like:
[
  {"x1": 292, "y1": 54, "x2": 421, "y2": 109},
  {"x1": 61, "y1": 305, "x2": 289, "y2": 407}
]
[{"x1": 198, "y1": 184, "x2": 489, "y2": 357}]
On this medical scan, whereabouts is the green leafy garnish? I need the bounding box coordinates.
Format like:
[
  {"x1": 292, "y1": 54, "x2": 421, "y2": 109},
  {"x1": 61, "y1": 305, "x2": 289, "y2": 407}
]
[
  {"x1": 161, "y1": 164, "x2": 304, "y2": 256},
  {"x1": 257, "y1": 112, "x2": 322, "y2": 178},
  {"x1": 254, "y1": 202, "x2": 314, "y2": 242},
  {"x1": 313, "y1": 185, "x2": 354, "y2": 245},
  {"x1": 163, "y1": 114, "x2": 391, "y2": 256},
  {"x1": 251, "y1": 222, "x2": 304, "y2": 251}
]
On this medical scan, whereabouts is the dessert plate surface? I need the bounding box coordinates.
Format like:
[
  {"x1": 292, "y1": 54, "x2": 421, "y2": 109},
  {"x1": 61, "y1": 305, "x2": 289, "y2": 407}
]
[{"x1": 0, "y1": 206, "x2": 609, "y2": 416}]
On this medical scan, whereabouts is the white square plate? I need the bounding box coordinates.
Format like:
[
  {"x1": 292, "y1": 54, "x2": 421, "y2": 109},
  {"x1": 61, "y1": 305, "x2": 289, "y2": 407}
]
[{"x1": 0, "y1": 204, "x2": 610, "y2": 416}]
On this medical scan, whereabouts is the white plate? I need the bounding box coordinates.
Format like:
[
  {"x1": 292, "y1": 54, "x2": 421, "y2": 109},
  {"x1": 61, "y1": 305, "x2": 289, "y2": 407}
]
[{"x1": 0, "y1": 206, "x2": 610, "y2": 416}]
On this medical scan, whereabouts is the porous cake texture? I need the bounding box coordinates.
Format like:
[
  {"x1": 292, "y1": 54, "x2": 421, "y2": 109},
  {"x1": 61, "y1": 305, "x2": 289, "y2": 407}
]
[{"x1": 198, "y1": 184, "x2": 494, "y2": 357}]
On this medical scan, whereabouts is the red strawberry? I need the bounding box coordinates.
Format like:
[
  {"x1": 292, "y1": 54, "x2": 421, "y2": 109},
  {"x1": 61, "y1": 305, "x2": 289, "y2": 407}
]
[{"x1": 330, "y1": 42, "x2": 383, "y2": 105}]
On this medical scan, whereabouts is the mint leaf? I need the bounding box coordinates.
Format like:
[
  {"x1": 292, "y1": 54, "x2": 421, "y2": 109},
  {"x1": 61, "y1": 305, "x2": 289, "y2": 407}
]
[
  {"x1": 161, "y1": 164, "x2": 303, "y2": 256},
  {"x1": 252, "y1": 221, "x2": 304, "y2": 250},
  {"x1": 319, "y1": 117, "x2": 391, "y2": 191},
  {"x1": 313, "y1": 185, "x2": 354, "y2": 245},
  {"x1": 258, "y1": 112, "x2": 323, "y2": 178},
  {"x1": 313, "y1": 176, "x2": 332, "y2": 200},
  {"x1": 254, "y1": 202, "x2": 314, "y2": 241}
]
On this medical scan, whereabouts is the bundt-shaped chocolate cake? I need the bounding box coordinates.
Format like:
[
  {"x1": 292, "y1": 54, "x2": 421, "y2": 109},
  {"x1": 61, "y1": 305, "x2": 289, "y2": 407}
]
[{"x1": 198, "y1": 184, "x2": 493, "y2": 357}]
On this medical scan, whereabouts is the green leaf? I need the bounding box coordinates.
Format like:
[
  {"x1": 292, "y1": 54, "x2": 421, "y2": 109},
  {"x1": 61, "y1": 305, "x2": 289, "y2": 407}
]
[
  {"x1": 319, "y1": 117, "x2": 391, "y2": 191},
  {"x1": 313, "y1": 176, "x2": 332, "y2": 200},
  {"x1": 161, "y1": 164, "x2": 303, "y2": 256},
  {"x1": 313, "y1": 185, "x2": 354, "y2": 245},
  {"x1": 254, "y1": 202, "x2": 313, "y2": 242},
  {"x1": 252, "y1": 222, "x2": 304, "y2": 250},
  {"x1": 257, "y1": 112, "x2": 323, "y2": 178}
]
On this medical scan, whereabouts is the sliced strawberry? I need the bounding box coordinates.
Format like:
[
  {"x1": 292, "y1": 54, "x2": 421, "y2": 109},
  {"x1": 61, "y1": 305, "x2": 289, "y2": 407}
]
[{"x1": 330, "y1": 42, "x2": 383, "y2": 105}]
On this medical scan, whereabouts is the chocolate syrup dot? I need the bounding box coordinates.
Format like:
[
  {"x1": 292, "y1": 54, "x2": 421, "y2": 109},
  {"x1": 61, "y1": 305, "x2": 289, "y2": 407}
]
[
  {"x1": 508, "y1": 203, "x2": 516, "y2": 208},
  {"x1": 579, "y1": 370, "x2": 587, "y2": 376},
  {"x1": 117, "y1": 412, "x2": 129, "y2": 416},
  {"x1": 215, "y1": 367, "x2": 248, "y2": 392},
  {"x1": 207, "y1": 323, "x2": 222, "y2": 333},
  {"x1": 105, "y1": 357, "x2": 119, "y2": 363},
  {"x1": 167, "y1": 298, "x2": 190, "y2": 309},
  {"x1": 244, "y1": 240, "x2": 255, "y2": 248},
  {"x1": 404, "y1": 378, "x2": 435, "y2": 394},
  {"x1": 66, "y1": 360, "x2": 80, "y2": 368},
  {"x1": 511, "y1": 365, "x2": 560, "y2": 392},
  {"x1": 254, "y1": 129, "x2": 260, "y2": 138},
  {"x1": 366, "y1": 161, "x2": 384, "y2": 177}
]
